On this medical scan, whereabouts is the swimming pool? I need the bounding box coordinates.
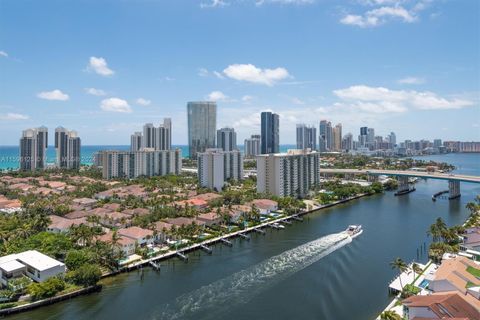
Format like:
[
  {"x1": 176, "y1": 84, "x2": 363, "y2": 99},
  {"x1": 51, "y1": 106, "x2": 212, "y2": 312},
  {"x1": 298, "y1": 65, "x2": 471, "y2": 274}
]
[{"x1": 418, "y1": 279, "x2": 429, "y2": 289}]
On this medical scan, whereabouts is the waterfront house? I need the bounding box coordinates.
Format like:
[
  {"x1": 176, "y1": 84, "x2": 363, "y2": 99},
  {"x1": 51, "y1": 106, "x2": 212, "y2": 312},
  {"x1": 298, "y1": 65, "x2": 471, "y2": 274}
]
[
  {"x1": 250, "y1": 199, "x2": 278, "y2": 215},
  {"x1": 197, "y1": 212, "x2": 222, "y2": 226},
  {"x1": 98, "y1": 232, "x2": 136, "y2": 257},
  {"x1": 173, "y1": 198, "x2": 208, "y2": 210},
  {"x1": 402, "y1": 292, "x2": 480, "y2": 320},
  {"x1": 429, "y1": 256, "x2": 480, "y2": 295},
  {"x1": 47, "y1": 215, "x2": 88, "y2": 233},
  {"x1": 165, "y1": 217, "x2": 206, "y2": 228},
  {"x1": 122, "y1": 208, "x2": 150, "y2": 217},
  {"x1": 0, "y1": 250, "x2": 66, "y2": 286},
  {"x1": 152, "y1": 221, "x2": 174, "y2": 242},
  {"x1": 118, "y1": 227, "x2": 155, "y2": 247},
  {"x1": 229, "y1": 205, "x2": 252, "y2": 222}
]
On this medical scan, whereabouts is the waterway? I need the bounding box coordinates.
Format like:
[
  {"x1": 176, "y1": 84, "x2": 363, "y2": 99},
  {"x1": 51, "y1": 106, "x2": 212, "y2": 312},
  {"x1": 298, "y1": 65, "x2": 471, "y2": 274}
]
[{"x1": 7, "y1": 153, "x2": 480, "y2": 320}]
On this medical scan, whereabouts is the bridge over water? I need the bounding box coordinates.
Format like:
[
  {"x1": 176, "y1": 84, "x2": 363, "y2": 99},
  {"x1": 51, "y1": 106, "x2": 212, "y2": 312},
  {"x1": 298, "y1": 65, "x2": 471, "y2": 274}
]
[{"x1": 320, "y1": 169, "x2": 480, "y2": 199}]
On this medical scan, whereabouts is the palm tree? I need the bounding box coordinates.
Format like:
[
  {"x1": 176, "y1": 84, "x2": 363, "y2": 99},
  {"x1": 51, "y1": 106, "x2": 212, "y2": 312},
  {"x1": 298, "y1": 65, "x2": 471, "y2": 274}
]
[
  {"x1": 380, "y1": 310, "x2": 401, "y2": 320},
  {"x1": 411, "y1": 262, "x2": 423, "y2": 281},
  {"x1": 390, "y1": 257, "x2": 408, "y2": 289}
]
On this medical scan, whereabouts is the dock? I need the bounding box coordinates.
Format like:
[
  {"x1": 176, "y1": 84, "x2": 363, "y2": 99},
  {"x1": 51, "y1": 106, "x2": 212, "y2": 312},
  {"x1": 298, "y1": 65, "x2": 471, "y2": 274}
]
[
  {"x1": 200, "y1": 244, "x2": 212, "y2": 254},
  {"x1": 238, "y1": 233, "x2": 250, "y2": 240},
  {"x1": 292, "y1": 215, "x2": 303, "y2": 222},
  {"x1": 149, "y1": 261, "x2": 161, "y2": 271},
  {"x1": 254, "y1": 228, "x2": 266, "y2": 235},
  {"x1": 220, "y1": 238, "x2": 233, "y2": 247},
  {"x1": 176, "y1": 252, "x2": 188, "y2": 261}
]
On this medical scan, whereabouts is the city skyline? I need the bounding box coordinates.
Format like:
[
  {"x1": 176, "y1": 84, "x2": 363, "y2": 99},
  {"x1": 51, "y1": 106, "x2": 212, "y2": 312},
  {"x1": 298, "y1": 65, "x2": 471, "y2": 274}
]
[{"x1": 1, "y1": 1, "x2": 479, "y2": 145}]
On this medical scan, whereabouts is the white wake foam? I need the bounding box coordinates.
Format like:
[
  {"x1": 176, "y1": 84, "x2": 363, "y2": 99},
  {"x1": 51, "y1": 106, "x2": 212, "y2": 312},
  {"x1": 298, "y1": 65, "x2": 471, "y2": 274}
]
[{"x1": 153, "y1": 232, "x2": 352, "y2": 320}]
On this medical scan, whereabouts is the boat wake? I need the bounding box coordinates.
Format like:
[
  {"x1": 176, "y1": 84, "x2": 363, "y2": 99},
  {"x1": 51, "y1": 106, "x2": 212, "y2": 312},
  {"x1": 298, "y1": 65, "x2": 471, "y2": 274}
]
[{"x1": 152, "y1": 232, "x2": 352, "y2": 320}]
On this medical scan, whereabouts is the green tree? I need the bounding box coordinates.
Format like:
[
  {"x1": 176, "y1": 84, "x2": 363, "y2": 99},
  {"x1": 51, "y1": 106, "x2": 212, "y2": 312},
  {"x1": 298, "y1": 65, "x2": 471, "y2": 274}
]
[
  {"x1": 65, "y1": 249, "x2": 92, "y2": 270},
  {"x1": 380, "y1": 310, "x2": 401, "y2": 320},
  {"x1": 390, "y1": 257, "x2": 408, "y2": 290},
  {"x1": 67, "y1": 264, "x2": 101, "y2": 287},
  {"x1": 28, "y1": 277, "x2": 65, "y2": 301}
]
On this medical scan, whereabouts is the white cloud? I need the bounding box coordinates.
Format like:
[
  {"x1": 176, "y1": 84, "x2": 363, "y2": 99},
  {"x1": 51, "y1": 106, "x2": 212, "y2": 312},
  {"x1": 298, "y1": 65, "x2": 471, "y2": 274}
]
[
  {"x1": 333, "y1": 85, "x2": 474, "y2": 111},
  {"x1": 0, "y1": 51, "x2": 8, "y2": 58},
  {"x1": 87, "y1": 56, "x2": 114, "y2": 76},
  {"x1": 255, "y1": 0, "x2": 314, "y2": 5},
  {"x1": 198, "y1": 68, "x2": 209, "y2": 77},
  {"x1": 223, "y1": 63, "x2": 290, "y2": 86},
  {"x1": 100, "y1": 98, "x2": 132, "y2": 113},
  {"x1": 84, "y1": 87, "x2": 106, "y2": 96},
  {"x1": 290, "y1": 97, "x2": 305, "y2": 105},
  {"x1": 242, "y1": 95, "x2": 254, "y2": 102},
  {"x1": 200, "y1": 0, "x2": 228, "y2": 8},
  {"x1": 398, "y1": 77, "x2": 425, "y2": 85},
  {"x1": 207, "y1": 91, "x2": 229, "y2": 102},
  {"x1": 0, "y1": 113, "x2": 29, "y2": 120},
  {"x1": 136, "y1": 98, "x2": 152, "y2": 106},
  {"x1": 213, "y1": 71, "x2": 225, "y2": 79},
  {"x1": 37, "y1": 89, "x2": 69, "y2": 101},
  {"x1": 340, "y1": 1, "x2": 433, "y2": 27}
]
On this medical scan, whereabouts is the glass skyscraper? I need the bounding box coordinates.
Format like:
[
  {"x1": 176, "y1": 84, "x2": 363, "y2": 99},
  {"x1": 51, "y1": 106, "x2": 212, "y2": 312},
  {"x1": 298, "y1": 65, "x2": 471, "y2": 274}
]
[
  {"x1": 261, "y1": 111, "x2": 279, "y2": 154},
  {"x1": 187, "y1": 101, "x2": 217, "y2": 159}
]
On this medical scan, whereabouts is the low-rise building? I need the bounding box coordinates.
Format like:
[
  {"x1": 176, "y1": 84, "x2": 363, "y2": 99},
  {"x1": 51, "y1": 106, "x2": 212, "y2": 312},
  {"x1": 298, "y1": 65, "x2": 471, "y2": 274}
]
[
  {"x1": 98, "y1": 232, "x2": 136, "y2": 257},
  {"x1": 0, "y1": 250, "x2": 66, "y2": 286},
  {"x1": 429, "y1": 256, "x2": 480, "y2": 294},
  {"x1": 197, "y1": 212, "x2": 222, "y2": 226},
  {"x1": 250, "y1": 199, "x2": 278, "y2": 215},
  {"x1": 403, "y1": 293, "x2": 480, "y2": 320},
  {"x1": 118, "y1": 227, "x2": 154, "y2": 247},
  {"x1": 47, "y1": 215, "x2": 88, "y2": 233}
]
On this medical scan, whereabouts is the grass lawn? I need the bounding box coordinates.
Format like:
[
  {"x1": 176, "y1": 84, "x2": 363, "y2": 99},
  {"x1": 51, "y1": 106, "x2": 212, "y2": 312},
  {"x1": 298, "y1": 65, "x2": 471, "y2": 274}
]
[{"x1": 466, "y1": 266, "x2": 480, "y2": 278}]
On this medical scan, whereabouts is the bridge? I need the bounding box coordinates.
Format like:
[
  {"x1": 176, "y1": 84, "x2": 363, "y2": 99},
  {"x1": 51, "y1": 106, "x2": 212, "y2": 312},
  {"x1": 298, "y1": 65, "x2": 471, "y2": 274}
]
[{"x1": 320, "y1": 169, "x2": 480, "y2": 199}]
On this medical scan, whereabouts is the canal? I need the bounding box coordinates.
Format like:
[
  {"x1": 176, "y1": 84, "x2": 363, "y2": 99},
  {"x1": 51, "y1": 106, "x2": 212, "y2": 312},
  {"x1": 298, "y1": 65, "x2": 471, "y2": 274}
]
[{"x1": 8, "y1": 154, "x2": 480, "y2": 320}]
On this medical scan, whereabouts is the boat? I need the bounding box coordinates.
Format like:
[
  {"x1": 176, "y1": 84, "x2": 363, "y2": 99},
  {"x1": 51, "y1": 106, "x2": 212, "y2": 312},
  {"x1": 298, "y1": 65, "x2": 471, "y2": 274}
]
[
  {"x1": 272, "y1": 222, "x2": 285, "y2": 229},
  {"x1": 345, "y1": 225, "x2": 363, "y2": 238}
]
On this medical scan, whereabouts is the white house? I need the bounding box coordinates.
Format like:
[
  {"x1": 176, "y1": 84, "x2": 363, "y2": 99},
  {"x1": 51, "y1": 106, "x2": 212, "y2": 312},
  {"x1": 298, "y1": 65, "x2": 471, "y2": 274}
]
[{"x1": 0, "y1": 250, "x2": 66, "y2": 286}]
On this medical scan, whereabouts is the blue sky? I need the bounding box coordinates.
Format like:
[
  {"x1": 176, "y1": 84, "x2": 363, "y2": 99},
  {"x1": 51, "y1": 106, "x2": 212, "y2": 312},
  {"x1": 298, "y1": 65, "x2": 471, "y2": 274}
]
[{"x1": 0, "y1": 0, "x2": 479, "y2": 145}]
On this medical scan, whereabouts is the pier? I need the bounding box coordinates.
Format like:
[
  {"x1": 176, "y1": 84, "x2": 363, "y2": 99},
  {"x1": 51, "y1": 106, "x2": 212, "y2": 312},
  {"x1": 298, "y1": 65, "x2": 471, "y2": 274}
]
[
  {"x1": 292, "y1": 215, "x2": 303, "y2": 222},
  {"x1": 238, "y1": 233, "x2": 250, "y2": 240},
  {"x1": 254, "y1": 228, "x2": 266, "y2": 234},
  {"x1": 220, "y1": 238, "x2": 233, "y2": 247},
  {"x1": 200, "y1": 244, "x2": 212, "y2": 254},
  {"x1": 149, "y1": 261, "x2": 160, "y2": 271},
  {"x1": 176, "y1": 252, "x2": 188, "y2": 261}
]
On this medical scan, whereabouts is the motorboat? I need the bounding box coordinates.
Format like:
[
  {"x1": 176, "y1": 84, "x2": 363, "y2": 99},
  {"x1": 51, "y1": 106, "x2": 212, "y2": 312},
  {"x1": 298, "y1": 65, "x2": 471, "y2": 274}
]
[{"x1": 345, "y1": 225, "x2": 363, "y2": 238}]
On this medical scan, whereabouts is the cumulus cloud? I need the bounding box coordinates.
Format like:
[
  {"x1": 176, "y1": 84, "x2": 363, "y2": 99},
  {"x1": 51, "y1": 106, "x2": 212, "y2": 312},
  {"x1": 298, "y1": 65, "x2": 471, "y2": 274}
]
[
  {"x1": 37, "y1": 89, "x2": 69, "y2": 101},
  {"x1": 398, "y1": 77, "x2": 425, "y2": 85},
  {"x1": 223, "y1": 63, "x2": 290, "y2": 86},
  {"x1": 0, "y1": 51, "x2": 8, "y2": 58},
  {"x1": 87, "y1": 56, "x2": 115, "y2": 76},
  {"x1": 198, "y1": 68, "x2": 209, "y2": 77},
  {"x1": 0, "y1": 113, "x2": 29, "y2": 120},
  {"x1": 206, "y1": 91, "x2": 229, "y2": 101},
  {"x1": 333, "y1": 85, "x2": 474, "y2": 112},
  {"x1": 85, "y1": 87, "x2": 106, "y2": 96},
  {"x1": 100, "y1": 98, "x2": 132, "y2": 113},
  {"x1": 242, "y1": 95, "x2": 254, "y2": 102},
  {"x1": 136, "y1": 98, "x2": 152, "y2": 106},
  {"x1": 340, "y1": 0, "x2": 432, "y2": 27},
  {"x1": 200, "y1": 0, "x2": 228, "y2": 8}
]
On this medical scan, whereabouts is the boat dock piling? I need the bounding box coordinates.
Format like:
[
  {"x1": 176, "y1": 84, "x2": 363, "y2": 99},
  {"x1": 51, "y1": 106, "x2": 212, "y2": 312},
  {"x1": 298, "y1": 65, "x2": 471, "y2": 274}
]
[
  {"x1": 200, "y1": 244, "x2": 213, "y2": 254},
  {"x1": 238, "y1": 233, "x2": 250, "y2": 240},
  {"x1": 176, "y1": 252, "x2": 188, "y2": 261},
  {"x1": 292, "y1": 216, "x2": 303, "y2": 222},
  {"x1": 220, "y1": 238, "x2": 233, "y2": 247},
  {"x1": 283, "y1": 220, "x2": 292, "y2": 225},
  {"x1": 254, "y1": 228, "x2": 266, "y2": 235},
  {"x1": 149, "y1": 261, "x2": 161, "y2": 271}
]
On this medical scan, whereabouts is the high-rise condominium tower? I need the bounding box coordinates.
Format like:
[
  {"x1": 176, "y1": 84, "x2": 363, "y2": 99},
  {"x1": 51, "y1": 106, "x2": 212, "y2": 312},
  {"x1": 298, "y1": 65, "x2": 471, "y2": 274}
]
[
  {"x1": 244, "y1": 134, "x2": 261, "y2": 158},
  {"x1": 296, "y1": 124, "x2": 317, "y2": 150},
  {"x1": 216, "y1": 127, "x2": 237, "y2": 152},
  {"x1": 55, "y1": 127, "x2": 81, "y2": 169},
  {"x1": 260, "y1": 111, "x2": 279, "y2": 154},
  {"x1": 332, "y1": 123, "x2": 342, "y2": 151},
  {"x1": 319, "y1": 120, "x2": 333, "y2": 151},
  {"x1": 197, "y1": 148, "x2": 243, "y2": 191},
  {"x1": 187, "y1": 101, "x2": 217, "y2": 159},
  {"x1": 19, "y1": 126, "x2": 48, "y2": 171},
  {"x1": 140, "y1": 118, "x2": 172, "y2": 151},
  {"x1": 130, "y1": 132, "x2": 143, "y2": 151}
]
